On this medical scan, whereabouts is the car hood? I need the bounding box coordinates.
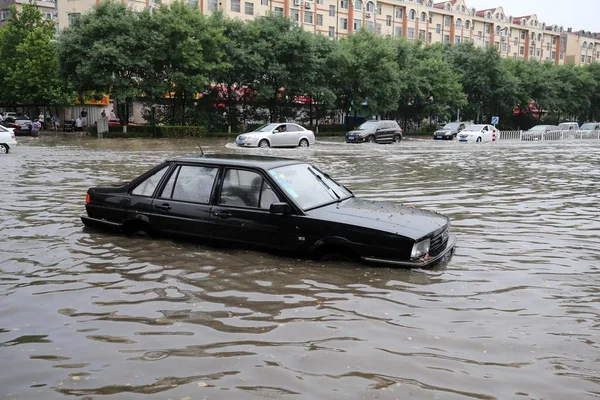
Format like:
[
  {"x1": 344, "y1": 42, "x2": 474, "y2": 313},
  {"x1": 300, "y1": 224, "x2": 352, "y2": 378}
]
[
  {"x1": 308, "y1": 197, "x2": 448, "y2": 240},
  {"x1": 435, "y1": 129, "x2": 453, "y2": 134}
]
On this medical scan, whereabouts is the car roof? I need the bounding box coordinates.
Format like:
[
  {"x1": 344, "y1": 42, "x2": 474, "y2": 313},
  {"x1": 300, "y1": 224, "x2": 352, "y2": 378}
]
[{"x1": 167, "y1": 154, "x2": 304, "y2": 169}]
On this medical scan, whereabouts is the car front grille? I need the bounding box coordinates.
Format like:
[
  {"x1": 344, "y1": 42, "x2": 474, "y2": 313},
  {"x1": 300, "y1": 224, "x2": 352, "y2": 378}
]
[{"x1": 429, "y1": 226, "x2": 449, "y2": 256}]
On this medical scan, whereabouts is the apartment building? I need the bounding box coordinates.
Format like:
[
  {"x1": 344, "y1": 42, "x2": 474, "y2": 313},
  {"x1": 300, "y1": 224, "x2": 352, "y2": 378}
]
[
  {"x1": 50, "y1": 0, "x2": 588, "y2": 66},
  {"x1": 0, "y1": 0, "x2": 56, "y2": 25},
  {"x1": 562, "y1": 29, "x2": 600, "y2": 66}
]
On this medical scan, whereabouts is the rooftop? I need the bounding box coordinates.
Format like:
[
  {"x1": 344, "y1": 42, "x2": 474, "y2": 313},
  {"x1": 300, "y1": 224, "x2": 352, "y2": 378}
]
[{"x1": 168, "y1": 154, "x2": 304, "y2": 169}]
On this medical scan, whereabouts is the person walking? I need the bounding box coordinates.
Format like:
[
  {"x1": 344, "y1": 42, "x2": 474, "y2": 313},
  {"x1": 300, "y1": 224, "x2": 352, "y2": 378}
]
[
  {"x1": 75, "y1": 116, "x2": 84, "y2": 137},
  {"x1": 31, "y1": 120, "x2": 40, "y2": 139}
]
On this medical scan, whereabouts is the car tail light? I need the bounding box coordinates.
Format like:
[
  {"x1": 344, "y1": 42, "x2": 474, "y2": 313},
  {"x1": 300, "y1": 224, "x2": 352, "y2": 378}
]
[
  {"x1": 11, "y1": 133, "x2": 15, "y2": 139},
  {"x1": 10, "y1": 123, "x2": 18, "y2": 128},
  {"x1": 85, "y1": 193, "x2": 90, "y2": 204}
]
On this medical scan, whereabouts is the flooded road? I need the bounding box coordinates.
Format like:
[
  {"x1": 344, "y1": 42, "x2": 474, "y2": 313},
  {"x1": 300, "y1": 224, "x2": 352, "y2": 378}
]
[{"x1": 1, "y1": 136, "x2": 599, "y2": 399}]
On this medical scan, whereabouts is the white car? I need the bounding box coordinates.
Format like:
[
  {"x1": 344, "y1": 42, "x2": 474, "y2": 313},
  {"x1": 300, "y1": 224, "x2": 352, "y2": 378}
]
[
  {"x1": 236, "y1": 123, "x2": 315, "y2": 148},
  {"x1": 457, "y1": 124, "x2": 499, "y2": 143},
  {"x1": 0, "y1": 124, "x2": 17, "y2": 154}
]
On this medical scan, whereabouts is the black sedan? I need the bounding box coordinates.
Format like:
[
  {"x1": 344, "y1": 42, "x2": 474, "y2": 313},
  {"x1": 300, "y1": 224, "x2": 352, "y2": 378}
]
[
  {"x1": 81, "y1": 154, "x2": 456, "y2": 268},
  {"x1": 345, "y1": 120, "x2": 403, "y2": 144}
]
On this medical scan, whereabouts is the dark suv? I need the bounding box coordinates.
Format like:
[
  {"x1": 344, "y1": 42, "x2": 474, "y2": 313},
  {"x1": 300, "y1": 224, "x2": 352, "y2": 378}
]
[{"x1": 345, "y1": 120, "x2": 403, "y2": 144}]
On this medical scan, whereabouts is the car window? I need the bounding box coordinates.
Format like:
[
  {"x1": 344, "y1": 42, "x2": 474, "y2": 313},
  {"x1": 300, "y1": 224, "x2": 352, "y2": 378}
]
[
  {"x1": 482, "y1": 126, "x2": 488, "y2": 131},
  {"x1": 131, "y1": 166, "x2": 169, "y2": 197},
  {"x1": 219, "y1": 169, "x2": 265, "y2": 208},
  {"x1": 160, "y1": 165, "x2": 217, "y2": 204},
  {"x1": 286, "y1": 124, "x2": 301, "y2": 132}
]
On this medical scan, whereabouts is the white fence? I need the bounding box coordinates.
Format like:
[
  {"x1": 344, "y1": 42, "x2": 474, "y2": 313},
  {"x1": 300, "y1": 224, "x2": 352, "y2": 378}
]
[{"x1": 499, "y1": 130, "x2": 600, "y2": 141}]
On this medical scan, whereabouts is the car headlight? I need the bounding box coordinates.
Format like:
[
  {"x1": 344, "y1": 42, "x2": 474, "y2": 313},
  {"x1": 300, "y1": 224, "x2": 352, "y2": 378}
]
[{"x1": 411, "y1": 238, "x2": 431, "y2": 259}]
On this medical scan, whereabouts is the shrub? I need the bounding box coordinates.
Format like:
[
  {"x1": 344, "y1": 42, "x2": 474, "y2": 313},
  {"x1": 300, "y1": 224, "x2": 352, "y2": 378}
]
[{"x1": 160, "y1": 125, "x2": 207, "y2": 138}]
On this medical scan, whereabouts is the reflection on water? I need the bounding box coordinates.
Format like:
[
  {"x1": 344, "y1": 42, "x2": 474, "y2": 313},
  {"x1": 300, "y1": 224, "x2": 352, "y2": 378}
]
[{"x1": 1, "y1": 136, "x2": 599, "y2": 399}]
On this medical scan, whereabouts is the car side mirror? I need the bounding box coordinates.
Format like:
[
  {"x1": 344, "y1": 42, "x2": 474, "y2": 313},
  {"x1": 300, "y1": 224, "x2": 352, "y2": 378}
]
[{"x1": 270, "y1": 202, "x2": 291, "y2": 215}]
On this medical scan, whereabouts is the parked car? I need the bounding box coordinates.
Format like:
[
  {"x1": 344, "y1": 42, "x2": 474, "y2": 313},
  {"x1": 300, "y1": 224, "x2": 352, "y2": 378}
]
[
  {"x1": 2, "y1": 117, "x2": 32, "y2": 136},
  {"x1": 62, "y1": 119, "x2": 76, "y2": 132},
  {"x1": 433, "y1": 121, "x2": 470, "y2": 140},
  {"x1": 81, "y1": 154, "x2": 456, "y2": 268},
  {"x1": 345, "y1": 120, "x2": 403, "y2": 144},
  {"x1": 457, "y1": 124, "x2": 499, "y2": 143},
  {"x1": 521, "y1": 125, "x2": 562, "y2": 141},
  {"x1": 558, "y1": 122, "x2": 579, "y2": 132},
  {"x1": 0, "y1": 125, "x2": 17, "y2": 154},
  {"x1": 574, "y1": 122, "x2": 600, "y2": 139},
  {"x1": 236, "y1": 123, "x2": 315, "y2": 148}
]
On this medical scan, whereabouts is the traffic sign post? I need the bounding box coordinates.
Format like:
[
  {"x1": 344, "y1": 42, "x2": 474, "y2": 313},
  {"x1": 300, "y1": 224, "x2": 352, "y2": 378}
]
[{"x1": 491, "y1": 116, "x2": 499, "y2": 126}]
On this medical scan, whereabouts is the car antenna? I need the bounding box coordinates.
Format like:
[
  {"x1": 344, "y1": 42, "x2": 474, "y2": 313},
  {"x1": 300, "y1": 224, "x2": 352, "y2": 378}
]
[{"x1": 197, "y1": 142, "x2": 205, "y2": 156}]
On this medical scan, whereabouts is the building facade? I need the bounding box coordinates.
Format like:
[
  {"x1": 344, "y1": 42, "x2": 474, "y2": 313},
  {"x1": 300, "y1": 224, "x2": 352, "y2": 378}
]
[
  {"x1": 46, "y1": 0, "x2": 595, "y2": 66},
  {"x1": 0, "y1": 0, "x2": 56, "y2": 25}
]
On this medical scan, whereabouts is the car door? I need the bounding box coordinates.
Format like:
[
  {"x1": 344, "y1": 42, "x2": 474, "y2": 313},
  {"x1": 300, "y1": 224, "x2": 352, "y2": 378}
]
[
  {"x1": 210, "y1": 168, "x2": 292, "y2": 251},
  {"x1": 150, "y1": 164, "x2": 218, "y2": 238},
  {"x1": 125, "y1": 164, "x2": 172, "y2": 223},
  {"x1": 285, "y1": 124, "x2": 302, "y2": 146},
  {"x1": 270, "y1": 125, "x2": 287, "y2": 147}
]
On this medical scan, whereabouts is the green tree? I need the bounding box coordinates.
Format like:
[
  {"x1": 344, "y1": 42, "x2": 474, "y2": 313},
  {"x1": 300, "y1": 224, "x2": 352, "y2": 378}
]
[{"x1": 0, "y1": 5, "x2": 71, "y2": 109}]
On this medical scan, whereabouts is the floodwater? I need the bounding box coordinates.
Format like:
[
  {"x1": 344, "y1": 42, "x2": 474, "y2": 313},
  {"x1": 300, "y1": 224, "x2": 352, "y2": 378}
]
[{"x1": 1, "y1": 136, "x2": 599, "y2": 400}]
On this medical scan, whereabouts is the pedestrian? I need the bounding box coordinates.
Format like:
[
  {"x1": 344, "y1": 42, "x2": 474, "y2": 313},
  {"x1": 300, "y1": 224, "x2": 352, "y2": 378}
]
[
  {"x1": 101, "y1": 110, "x2": 106, "y2": 118},
  {"x1": 110, "y1": 109, "x2": 116, "y2": 119},
  {"x1": 76, "y1": 116, "x2": 84, "y2": 137},
  {"x1": 51, "y1": 114, "x2": 59, "y2": 132},
  {"x1": 31, "y1": 120, "x2": 40, "y2": 139},
  {"x1": 38, "y1": 112, "x2": 44, "y2": 129}
]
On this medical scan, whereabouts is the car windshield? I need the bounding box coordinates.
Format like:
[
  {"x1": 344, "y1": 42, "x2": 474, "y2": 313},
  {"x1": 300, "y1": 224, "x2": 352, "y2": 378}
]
[
  {"x1": 558, "y1": 123, "x2": 573, "y2": 130},
  {"x1": 357, "y1": 121, "x2": 379, "y2": 130},
  {"x1": 443, "y1": 123, "x2": 460, "y2": 130},
  {"x1": 268, "y1": 163, "x2": 352, "y2": 210},
  {"x1": 579, "y1": 123, "x2": 596, "y2": 131},
  {"x1": 529, "y1": 126, "x2": 548, "y2": 131},
  {"x1": 464, "y1": 125, "x2": 483, "y2": 132},
  {"x1": 254, "y1": 123, "x2": 279, "y2": 132},
  {"x1": 15, "y1": 120, "x2": 30, "y2": 124}
]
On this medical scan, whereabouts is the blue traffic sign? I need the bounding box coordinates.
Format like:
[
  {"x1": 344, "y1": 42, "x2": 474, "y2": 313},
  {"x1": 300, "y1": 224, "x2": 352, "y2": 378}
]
[{"x1": 491, "y1": 116, "x2": 499, "y2": 125}]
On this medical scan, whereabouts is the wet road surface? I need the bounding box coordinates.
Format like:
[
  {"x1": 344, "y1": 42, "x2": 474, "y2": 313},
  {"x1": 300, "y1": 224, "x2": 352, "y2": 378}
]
[{"x1": 1, "y1": 136, "x2": 599, "y2": 399}]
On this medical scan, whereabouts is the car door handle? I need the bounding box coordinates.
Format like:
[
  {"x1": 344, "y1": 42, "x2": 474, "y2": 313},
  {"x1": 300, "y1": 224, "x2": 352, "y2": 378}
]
[
  {"x1": 213, "y1": 211, "x2": 231, "y2": 219},
  {"x1": 155, "y1": 203, "x2": 171, "y2": 211}
]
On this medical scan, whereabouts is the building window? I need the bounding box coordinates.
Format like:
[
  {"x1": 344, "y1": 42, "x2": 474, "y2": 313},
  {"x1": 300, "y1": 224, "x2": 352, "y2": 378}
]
[
  {"x1": 478, "y1": 31, "x2": 482, "y2": 39},
  {"x1": 408, "y1": 9, "x2": 415, "y2": 20},
  {"x1": 261, "y1": 0, "x2": 268, "y2": 5},
  {"x1": 420, "y1": 12, "x2": 426, "y2": 22},
  {"x1": 443, "y1": 34, "x2": 450, "y2": 43},
  {"x1": 395, "y1": 27, "x2": 402, "y2": 36},
  {"x1": 377, "y1": 23, "x2": 382, "y2": 34},
  {"x1": 244, "y1": 2, "x2": 254, "y2": 15},
  {"x1": 304, "y1": 11, "x2": 313, "y2": 24},
  {"x1": 329, "y1": 5, "x2": 335, "y2": 16},
  {"x1": 366, "y1": 21, "x2": 374, "y2": 32},
  {"x1": 536, "y1": 49, "x2": 540, "y2": 57},
  {"x1": 317, "y1": 14, "x2": 323, "y2": 26},
  {"x1": 407, "y1": 27, "x2": 415, "y2": 39},
  {"x1": 274, "y1": 6, "x2": 283, "y2": 15},
  {"x1": 501, "y1": 42, "x2": 507, "y2": 51},
  {"x1": 485, "y1": 23, "x2": 490, "y2": 34},
  {"x1": 435, "y1": 24, "x2": 441, "y2": 34},
  {"x1": 520, "y1": 46, "x2": 524, "y2": 55},
  {"x1": 581, "y1": 55, "x2": 585, "y2": 63},
  {"x1": 340, "y1": 0, "x2": 348, "y2": 9},
  {"x1": 68, "y1": 12, "x2": 81, "y2": 26},
  {"x1": 484, "y1": 40, "x2": 490, "y2": 48},
  {"x1": 291, "y1": 9, "x2": 299, "y2": 22},
  {"x1": 230, "y1": 0, "x2": 240, "y2": 13},
  {"x1": 419, "y1": 29, "x2": 425, "y2": 40},
  {"x1": 520, "y1": 31, "x2": 526, "y2": 40},
  {"x1": 355, "y1": 0, "x2": 363, "y2": 10},
  {"x1": 0, "y1": 9, "x2": 11, "y2": 21},
  {"x1": 208, "y1": 0, "x2": 218, "y2": 12},
  {"x1": 551, "y1": 51, "x2": 556, "y2": 59},
  {"x1": 329, "y1": 26, "x2": 335, "y2": 38},
  {"x1": 465, "y1": 20, "x2": 470, "y2": 29},
  {"x1": 386, "y1": 15, "x2": 391, "y2": 27},
  {"x1": 588, "y1": 55, "x2": 592, "y2": 63},
  {"x1": 444, "y1": 15, "x2": 450, "y2": 27},
  {"x1": 456, "y1": 18, "x2": 462, "y2": 28},
  {"x1": 341, "y1": 17, "x2": 348, "y2": 29},
  {"x1": 552, "y1": 37, "x2": 557, "y2": 45},
  {"x1": 560, "y1": 52, "x2": 564, "y2": 60},
  {"x1": 378, "y1": 5, "x2": 382, "y2": 15},
  {"x1": 427, "y1": 32, "x2": 432, "y2": 42},
  {"x1": 354, "y1": 19, "x2": 361, "y2": 30},
  {"x1": 317, "y1": 0, "x2": 323, "y2": 4},
  {"x1": 395, "y1": 7, "x2": 402, "y2": 19}
]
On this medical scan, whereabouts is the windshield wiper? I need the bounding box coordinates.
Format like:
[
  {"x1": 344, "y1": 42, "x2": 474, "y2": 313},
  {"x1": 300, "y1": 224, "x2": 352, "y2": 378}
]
[{"x1": 307, "y1": 167, "x2": 340, "y2": 200}]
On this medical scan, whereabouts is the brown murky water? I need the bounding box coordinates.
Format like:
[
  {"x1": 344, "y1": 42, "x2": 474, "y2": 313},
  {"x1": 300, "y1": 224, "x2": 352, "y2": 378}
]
[{"x1": 1, "y1": 136, "x2": 599, "y2": 399}]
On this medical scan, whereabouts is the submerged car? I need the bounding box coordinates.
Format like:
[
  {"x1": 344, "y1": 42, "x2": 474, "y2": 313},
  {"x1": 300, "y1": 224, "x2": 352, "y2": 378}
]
[
  {"x1": 521, "y1": 125, "x2": 562, "y2": 141},
  {"x1": 236, "y1": 123, "x2": 315, "y2": 148},
  {"x1": 574, "y1": 122, "x2": 600, "y2": 139},
  {"x1": 2, "y1": 117, "x2": 32, "y2": 136},
  {"x1": 433, "y1": 122, "x2": 469, "y2": 140},
  {"x1": 0, "y1": 125, "x2": 17, "y2": 154},
  {"x1": 457, "y1": 124, "x2": 499, "y2": 143},
  {"x1": 81, "y1": 154, "x2": 456, "y2": 268},
  {"x1": 345, "y1": 120, "x2": 403, "y2": 144}
]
